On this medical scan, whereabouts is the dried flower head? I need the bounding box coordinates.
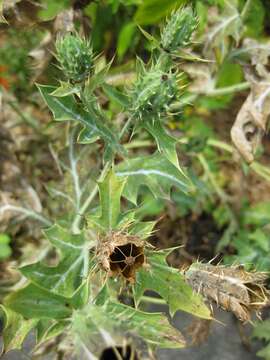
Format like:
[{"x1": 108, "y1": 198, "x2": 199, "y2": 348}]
[
  {"x1": 185, "y1": 262, "x2": 269, "y2": 323},
  {"x1": 55, "y1": 33, "x2": 93, "y2": 82},
  {"x1": 161, "y1": 7, "x2": 197, "y2": 53},
  {"x1": 97, "y1": 231, "x2": 145, "y2": 283}
]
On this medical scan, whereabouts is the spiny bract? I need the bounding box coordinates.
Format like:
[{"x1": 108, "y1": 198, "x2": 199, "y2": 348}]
[
  {"x1": 55, "y1": 33, "x2": 93, "y2": 82},
  {"x1": 130, "y1": 61, "x2": 179, "y2": 121},
  {"x1": 161, "y1": 7, "x2": 197, "y2": 53}
]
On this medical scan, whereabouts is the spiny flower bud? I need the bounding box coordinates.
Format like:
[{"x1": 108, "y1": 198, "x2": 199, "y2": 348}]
[
  {"x1": 130, "y1": 61, "x2": 179, "y2": 120},
  {"x1": 161, "y1": 7, "x2": 197, "y2": 53},
  {"x1": 55, "y1": 33, "x2": 93, "y2": 82}
]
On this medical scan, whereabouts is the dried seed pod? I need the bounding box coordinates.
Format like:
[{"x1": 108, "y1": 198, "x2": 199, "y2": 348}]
[
  {"x1": 97, "y1": 231, "x2": 145, "y2": 283},
  {"x1": 185, "y1": 262, "x2": 269, "y2": 322}
]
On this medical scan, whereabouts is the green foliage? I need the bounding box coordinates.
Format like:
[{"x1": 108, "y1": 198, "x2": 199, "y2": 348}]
[
  {"x1": 133, "y1": 250, "x2": 212, "y2": 319},
  {"x1": 4, "y1": 2, "x2": 270, "y2": 358},
  {"x1": 5, "y1": 283, "x2": 73, "y2": 319},
  {"x1": 38, "y1": 0, "x2": 71, "y2": 21},
  {"x1": 116, "y1": 153, "x2": 192, "y2": 204},
  {"x1": 0, "y1": 306, "x2": 38, "y2": 353},
  {"x1": 38, "y1": 84, "x2": 122, "y2": 159},
  {"x1": 0, "y1": 233, "x2": 11, "y2": 260},
  {"x1": 253, "y1": 320, "x2": 270, "y2": 360},
  {"x1": 73, "y1": 300, "x2": 186, "y2": 351},
  {"x1": 135, "y1": 0, "x2": 187, "y2": 25},
  {"x1": 20, "y1": 225, "x2": 89, "y2": 297}
]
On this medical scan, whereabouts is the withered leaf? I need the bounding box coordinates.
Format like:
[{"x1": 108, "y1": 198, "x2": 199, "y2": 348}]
[
  {"x1": 185, "y1": 262, "x2": 269, "y2": 322},
  {"x1": 231, "y1": 40, "x2": 270, "y2": 163}
]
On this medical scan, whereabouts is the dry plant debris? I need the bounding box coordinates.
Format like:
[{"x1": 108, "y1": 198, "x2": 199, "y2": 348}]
[
  {"x1": 231, "y1": 39, "x2": 270, "y2": 163},
  {"x1": 97, "y1": 231, "x2": 145, "y2": 283},
  {"x1": 185, "y1": 262, "x2": 269, "y2": 323}
]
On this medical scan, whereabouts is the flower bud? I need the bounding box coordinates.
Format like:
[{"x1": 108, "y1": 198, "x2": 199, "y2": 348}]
[
  {"x1": 161, "y1": 7, "x2": 197, "y2": 53},
  {"x1": 130, "y1": 62, "x2": 179, "y2": 120},
  {"x1": 55, "y1": 33, "x2": 93, "y2": 82}
]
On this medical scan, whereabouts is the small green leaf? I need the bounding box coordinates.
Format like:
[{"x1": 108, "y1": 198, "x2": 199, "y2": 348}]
[
  {"x1": 257, "y1": 344, "x2": 270, "y2": 360},
  {"x1": 244, "y1": 202, "x2": 270, "y2": 226},
  {"x1": 0, "y1": 233, "x2": 11, "y2": 260},
  {"x1": 248, "y1": 229, "x2": 269, "y2": 252},
  {"x1": 5, "y1": 283, "x2": 72, "y2": 319},
  {"x1": 133, "y1": 250, "x2": 211, "y2": 319},
  {"x1": 0, "y1": 306, "x2": 38, "y2": 353},
  {"x1": 50, "y1": 81, "x2": 80, "y2": 97},
  {"x1": 117, "y1": 22, "x2": 136, "y2": 59},
  {"x1": 129, "y1": 221, "x2": 156, "y2": 239},
  {"x1": 253, "y1": 320, "x2": 270, "y2": 342},
  {"x1": 88, "y1": 169, "x2": 127, "y2": 232},
  {"x1": 116, "y1": 153, "x2": 192, "y2": 204},
  {"x1": 144, "y1": 120, "x2": 179, "y2": 168},
  {"x1": 38, "y1": 0, "x2": 70, "y2": 21}
]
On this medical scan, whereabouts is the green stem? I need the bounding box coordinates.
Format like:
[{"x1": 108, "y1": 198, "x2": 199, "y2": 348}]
[
  {"x1": 170, "y1": 82, "x2": 250, "y2": 110},
  {"x1": 140, "y1": 295, "x2": 167, "y2": 305},
  {"x1": 71, "y1": 162, "x2": 110, "y2": 234},
  {"x1": 120, "y1": 116, "x2": 132, "y2": 138},
  {"x1": 197, "y1": 153, "x2": 229, "y2": 203},
  {"x1": 207, "y1": 82, "x2": 249, "y2": 96},
  {"x1": 124, "y1": 140, "x2": 153, "y2": 149}
]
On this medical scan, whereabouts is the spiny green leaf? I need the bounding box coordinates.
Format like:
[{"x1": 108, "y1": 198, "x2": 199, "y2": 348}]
[
  {"x1": 44, "y1": 224, "x2": 85, "y2": 253},
  {"x1": 88, "y1": 169, "x2": 127, "y2": 232},
  {"x1": 36, "y1": 319, "x2": 70, "y2": 345},
  {"x1": 116, "y1": 153, "x2": 192, "y2": 204},
  {"x1": 128, "y1": 220, "x2": 156, "y2": 239},
  {"x1": 0, "y1": 306, "x2": 38, "y2": 353},
  {"x1": 20, "y1": 225, "x2": 89, "y2": 297},
  {"x1": 144, "y1": 120, "x2": 179, "y2": 168},
  {"x1": 50, "y1": 81, "x2": 80, "y2": 97},
  {"x1": 73, "y1": 301, "x2": 186, "y2": 349},
  {"x1": 4, "y1": 283, "x2": 72, "y2": 319},
  {"x1": 20, "y1": 254, "x2": 87, "y2": 298},
  {"x1": 133, "y1": 250, "x2": 212, "y2": 319},
  {"x1": 102, "y1": 83, "x2": 130, "y2": 107},
  {"x1": 37, "y1": 84, "x2": 122, "y2": 156}
]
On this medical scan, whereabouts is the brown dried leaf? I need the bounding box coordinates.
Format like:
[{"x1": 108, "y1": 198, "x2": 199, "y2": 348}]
[
  {"x1": 185, "y1": 318, "x2": 212, "y2": 346},
  {"x1": 185, "y1": 262, "x2": 269, "y2": 322},
  {"x1": 97, "y1": 231, "x2": 145, "y2": 283},
  {"x1": 231, "y1": 39, "x2": 270, "y2": 163}
]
